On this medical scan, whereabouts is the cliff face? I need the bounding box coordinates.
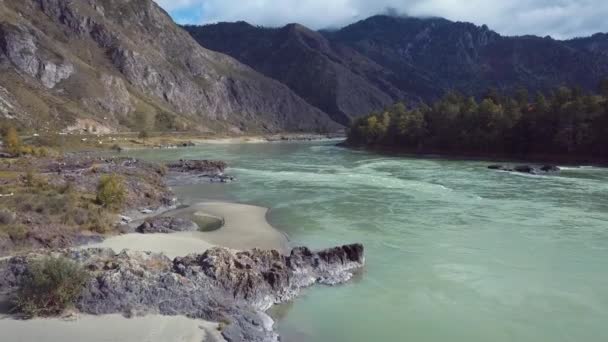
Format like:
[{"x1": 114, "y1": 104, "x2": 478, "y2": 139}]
[
  {"x1": 187, "y1": 15, "x2": 608, "y2": 123},
  {"x1": 0, "y1": 0, "x2": 339, "y2": 132}
]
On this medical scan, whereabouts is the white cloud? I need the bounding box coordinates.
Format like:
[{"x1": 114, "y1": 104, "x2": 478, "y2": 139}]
[
  {"x1": 155, "y1": 0, "x2": 199, "y2": 11},
  {"x1": 154, "y1": 0, "x2": 608, "y2": 38}
]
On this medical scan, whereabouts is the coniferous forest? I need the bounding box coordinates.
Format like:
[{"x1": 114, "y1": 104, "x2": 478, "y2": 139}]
[{"x1": 346, "y1": 83, "x2": 608, "y2": 160}]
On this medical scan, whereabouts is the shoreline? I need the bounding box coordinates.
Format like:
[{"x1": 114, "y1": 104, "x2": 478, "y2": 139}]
[
  {"x1": 111, "y1": 133, "x2": 346, "y2": 151},
  {"x1": 1, "y1": 201, "x2": 290, "y2": 342},
  {"x1": 85, "y1": 201, "x2": 290, "y2": 258}
]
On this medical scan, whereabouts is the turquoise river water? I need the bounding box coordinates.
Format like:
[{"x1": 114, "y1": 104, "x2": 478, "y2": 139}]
[{"x1": 127, "y1": 141, "x2": 608, "y2": 342}]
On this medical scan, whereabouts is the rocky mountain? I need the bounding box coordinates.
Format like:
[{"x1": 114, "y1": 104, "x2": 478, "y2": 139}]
[
  {"x1": 185, "y1": 21, "x2": 437, "y2": 125},
  {"x1": 0, "y1": 0, "x2": 339, "y2": 133},
  {"x1": 186, "y1": 15, "x2": 608, "y2": 124}
]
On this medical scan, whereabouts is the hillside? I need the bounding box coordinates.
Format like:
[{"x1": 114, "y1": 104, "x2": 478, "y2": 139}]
[
  {"x1": 185, "y1": 21, "x2": 436, "y2": 125},
  {"x1": 0, "y1": 0, "x2": 339, "y2": 133},
  {"x1": 186, "y1": 15, "x2": 608, "y2": 124}
]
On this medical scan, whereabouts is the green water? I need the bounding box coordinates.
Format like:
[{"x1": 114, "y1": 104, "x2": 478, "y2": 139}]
[{"x1": 127, "y1": 141, "x2": 608, "y2": 342}]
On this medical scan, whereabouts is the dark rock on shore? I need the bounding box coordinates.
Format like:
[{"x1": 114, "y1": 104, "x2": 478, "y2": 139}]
[
  {"x1": 0, "y1": 244, "x2": 365, "y2": 342},
  {"x1": 136, "y1": 217, "x2": 198, "y2": 234},
  {"x1": 166, "y1": 159, "x2": 236, "y2": 185},
  {"x1": 488, "y1": 164, "x2": 561, "y2": 174},
  {"x1": 167, "y1": 160, "x2": 227, "y2": 176}
]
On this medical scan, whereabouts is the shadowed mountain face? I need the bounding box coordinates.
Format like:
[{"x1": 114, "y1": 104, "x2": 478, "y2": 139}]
[
  {"x1": 185, "y1": 15, "x2": 608, "y2": 124},
  {"x1": 185, "y1": 21, "x2": 438, "y2": 126},
  {"x1": 0, "y1": 0, "x2": 339, "y2": 133}
]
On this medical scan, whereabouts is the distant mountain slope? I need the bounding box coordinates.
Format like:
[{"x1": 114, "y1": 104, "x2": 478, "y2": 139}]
[
  {"x1": 185, "y1": 23, "x2": 402, "y2": 125},
  {"x1": 332, "y1": 15, "x2": 608, "y2": 95},
  {"x1": 186, "y1": 15, "x2": 608, "y2": 123},
  {"x1": 185, "y1": 21, "x2": 438, "y2": 125},
  {"x1": 0, "y1": 0, "x2": 339, "y2": 133}
]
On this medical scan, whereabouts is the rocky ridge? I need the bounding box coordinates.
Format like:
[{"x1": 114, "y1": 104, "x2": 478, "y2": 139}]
[
  {"x1": 187, "y1": 15, "x2": 608, "y2": 124},
  {"x1": 0, "y1": 244, "x2": 365, "y2": 342}
]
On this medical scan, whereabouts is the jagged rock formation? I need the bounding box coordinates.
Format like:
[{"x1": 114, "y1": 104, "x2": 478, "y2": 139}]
[
  {"x1": 0, "y1": 244, "x2": 365, "y2": 342},
  {"x1": 0, "y1": 0, "x2": 339, "y2": 132},
  {"x1": 186, "y1": 15, "x2": 608, "y2": 123}
]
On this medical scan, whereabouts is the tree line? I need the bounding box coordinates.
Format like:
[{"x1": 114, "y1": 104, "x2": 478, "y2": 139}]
[{"x1": 347, "y1": 83, "x2": 608, "y2": 159}]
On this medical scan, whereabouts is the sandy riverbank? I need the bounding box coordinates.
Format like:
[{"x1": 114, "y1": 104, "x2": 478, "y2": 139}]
[
  {"x1": 85, "y1": 201, "x2": 289, "y2": 257},
  {"x1": 0, "y1": 312, "x2": 224, "y2": 342}
]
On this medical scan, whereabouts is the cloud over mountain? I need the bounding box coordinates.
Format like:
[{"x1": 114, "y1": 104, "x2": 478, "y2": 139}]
[{"x1": 155, "y1": 0, "x2": 608, "y2": 39}]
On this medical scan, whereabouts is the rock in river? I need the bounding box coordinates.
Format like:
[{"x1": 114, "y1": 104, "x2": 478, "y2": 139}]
[{"x1": 488, "y1": 164, "x2": 560, "y2": 174}]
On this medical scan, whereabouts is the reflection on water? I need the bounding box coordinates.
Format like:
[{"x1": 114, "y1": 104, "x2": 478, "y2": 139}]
[{"x1": 126, "y1": 142, "x2": 608, "y2": 342}]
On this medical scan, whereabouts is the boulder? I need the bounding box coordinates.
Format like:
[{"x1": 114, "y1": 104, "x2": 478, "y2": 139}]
[
  {"x1": 540, "y1": 165, "x2": 560, "y2": 172},
  {"x1": 167, "y1": 159, "x2": 227, "y2": 176},
  {"x1": 136, "y1": 217, "x2": 198, "y2": 234},
  {"x1": 488, "y1": 164, "x2": 560, "y2": 174},
  {"x1": 514, "y1": 165, "x2": 535, "y2": 174}
]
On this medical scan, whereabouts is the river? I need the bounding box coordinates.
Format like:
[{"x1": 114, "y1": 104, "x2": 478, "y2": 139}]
[{"x1": 126, "y1": 140, "x2": 608, "y2": 342}]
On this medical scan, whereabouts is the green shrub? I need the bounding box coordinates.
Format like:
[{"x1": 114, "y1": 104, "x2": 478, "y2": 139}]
[
  {"x1": 96, "y1": 174, "x2": 126, "y2": 210},
  {"x1": 13, "y1": 256, "x2": 89, "y2": 317},
  {"x1": 2, "y1": 126, "x2": 21, "y2": 156},
  {"x1": 86, "y1": 208, "x2": 115, "y2": 234}
]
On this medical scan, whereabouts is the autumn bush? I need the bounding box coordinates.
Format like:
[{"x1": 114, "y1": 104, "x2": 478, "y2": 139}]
[
  {"x1": 96, "y1": 174, "x2": 126, "y2": 210},
  {"x1": 13, "y1": 256, "x2": 89, "y2": 317}
]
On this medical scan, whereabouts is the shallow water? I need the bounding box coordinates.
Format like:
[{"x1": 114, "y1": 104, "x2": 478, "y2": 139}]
[{"x1": 127, "y1": 141, "x2": 608, "y2": 342}]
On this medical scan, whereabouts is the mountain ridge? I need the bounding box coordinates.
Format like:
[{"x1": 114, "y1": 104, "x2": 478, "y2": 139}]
[{"x1": 185, "y1": 15, "x2": 608, "y2": 124}]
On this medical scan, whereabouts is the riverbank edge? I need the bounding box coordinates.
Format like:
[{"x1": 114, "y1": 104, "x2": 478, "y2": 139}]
[{"x1": 0, "y1": 148, "x2": 364, "y2": 342}]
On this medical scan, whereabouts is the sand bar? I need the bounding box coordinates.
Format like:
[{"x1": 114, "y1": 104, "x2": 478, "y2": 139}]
[
  {"x1": 85, "y1": 201, "x2": 289, "y2": 257},
  {"x1": 177, "y1": 202, "x2": 290, "y2": 254}
]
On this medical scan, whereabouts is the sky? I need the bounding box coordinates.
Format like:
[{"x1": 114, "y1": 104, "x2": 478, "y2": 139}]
[{"x1": 155, "y1": 0, "x2": 608, "y2": 39}]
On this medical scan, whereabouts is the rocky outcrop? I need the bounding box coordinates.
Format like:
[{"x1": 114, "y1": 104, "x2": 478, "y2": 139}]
[
  {"x1": 166, "y1": 159, "x2": 236, "y2": 183},
  {"x1": 0, "y1": 244, "x2": 365, "y2": 342},
  {"x1": 0, "y1": 23, "x2": 74, "y2": 89},
  {"x1": 488, "y1": 164, "x2": 561, "y2": 174},
  {"x1": 167, "y1": 160, "x2": 227, "y2": 176},
  {"x1": 136, "y1": 217, "x2": 198, "y2": 234}
]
